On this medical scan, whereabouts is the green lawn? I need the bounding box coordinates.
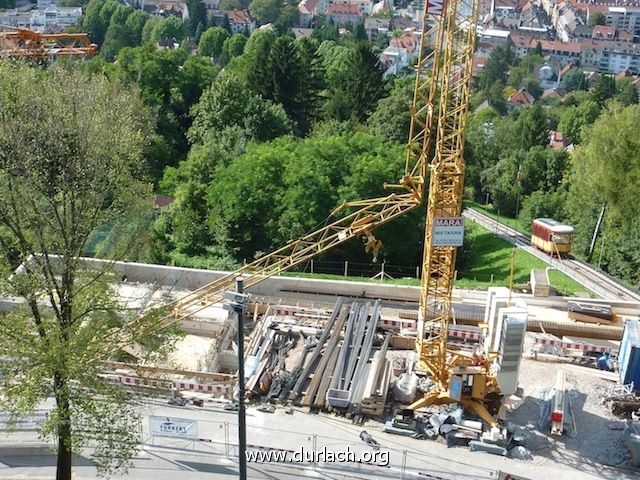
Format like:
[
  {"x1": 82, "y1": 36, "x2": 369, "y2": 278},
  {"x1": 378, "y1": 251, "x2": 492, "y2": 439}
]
[
  {"x1": 285, "y1": 222, "x2": 586, "y2": 296},
  {"x1": 457, "y1": 222, "x2": 585, "y2": 295},
  {"x1": 464, "y1": 200, "x2": 529, "y2": 235}
]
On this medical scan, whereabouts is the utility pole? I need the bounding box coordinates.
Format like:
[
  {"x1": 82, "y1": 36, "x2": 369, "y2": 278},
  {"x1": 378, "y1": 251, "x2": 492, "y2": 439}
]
[
  {"x1": 587, "y1": 202, "x2": 606, "y2": 263},
  {"x1": 224, "y1": 277, "x2": 247, "y2": 480}
]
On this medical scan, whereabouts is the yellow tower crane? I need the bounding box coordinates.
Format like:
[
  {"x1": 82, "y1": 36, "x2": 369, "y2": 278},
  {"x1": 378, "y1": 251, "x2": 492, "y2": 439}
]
[
  {"x1": 110, "y1": 0, "x2": 501, "y2": 425},
  {"x1": 408, "y1": 0, "x2": 502, "y2": 426}
]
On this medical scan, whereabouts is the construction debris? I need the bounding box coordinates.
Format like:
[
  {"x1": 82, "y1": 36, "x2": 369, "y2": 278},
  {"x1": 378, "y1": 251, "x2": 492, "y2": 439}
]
[
  {"x1": 602, "y1": 383, "x2": 640, "y2": 417},
  {"x1": 243, "y1": 298, "x2": 394, "y2": 418}
]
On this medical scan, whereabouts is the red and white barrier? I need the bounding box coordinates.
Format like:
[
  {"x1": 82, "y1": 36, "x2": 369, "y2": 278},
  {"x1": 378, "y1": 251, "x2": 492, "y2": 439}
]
[
  {"x1": 115, "y1": 374, "x2": 230, "y2": 394},
  {"x1": 533, "y1": 333, "x2": 613, "y2": 355}
]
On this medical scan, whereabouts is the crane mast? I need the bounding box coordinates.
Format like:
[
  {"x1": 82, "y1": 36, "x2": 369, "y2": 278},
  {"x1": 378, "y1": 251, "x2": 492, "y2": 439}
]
[{"x1": 411, "y1": 0, "x2": 501, "y2": 424}]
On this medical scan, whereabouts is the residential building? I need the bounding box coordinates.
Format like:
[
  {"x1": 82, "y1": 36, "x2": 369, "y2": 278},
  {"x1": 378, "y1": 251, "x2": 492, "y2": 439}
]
[
  {"x1": 329, "y1": 0, "x2": 374, "y2": 16},
  {"x1": 141, "y1": 1, "x2": 189, "y2": 20},
  {"x1": 201, "y1": 0, "x2": 219, "y2": 12},
  {"x1": 326, "y1": 4, "x2": 363, "y2": 24},
  {"x1": 297, "y1": 0, "x2": 328, "y2": 28},
  {"x1": 519, "y1": 1, "x2": 549, "y2": 34},
  {"x1": 592, "y1": 24, "x2": 616, "y2": 40},
  {"x1": 607, "y1": 6, "x2": 640, "y2": 39},
  {"x1": 380, "y1": 30, "x2": 420, "y2": 75},
  {"x1": 552, "y1": 2, "x2": 590, "y2": 42},
  {"x1": 0, "y1": 6, "x2": 81, "y2": 32},
  {"x1": 227, "y1": 9, "x2": 255, "y2": 33},
  {"x1": 549, "y1": 130, "x2": 572, "y2": 150},
  {"x1": 507, "y1": 88, "x2": 535, "y2": 109},
  {"x1": 597, "y1": 40, "x2": 640, "y2": 74},
  {"x1": 364, "y1": 17, "x2": 390, "y2": 42}
]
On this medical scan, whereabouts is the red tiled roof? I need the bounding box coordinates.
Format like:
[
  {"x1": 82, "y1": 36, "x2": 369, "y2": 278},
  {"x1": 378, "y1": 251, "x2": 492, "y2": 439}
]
[
  {"x1": 228, "y1": 9, "x2": 253, "y2": 24},
  {"x1": 389, "y1": 32, "x2": 418, "y2": 52},
  {"x1": 538, "y1": 40, "x2": 582, "y2": 54},
  {"x1": 327, "y1": 4, "x2": 361, "y2": 15},
  {"x1": 507, "y1": 88, "x2": 535, "y2": 106},
  {"x1": 592, "y1": 25, "x2": 615, "y2": 39}
]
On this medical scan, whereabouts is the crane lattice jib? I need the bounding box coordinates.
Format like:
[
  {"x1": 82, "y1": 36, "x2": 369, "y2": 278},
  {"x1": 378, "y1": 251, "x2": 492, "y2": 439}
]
[
  {"x1": 113, "y1": 192, "x2": 422, "y2": 356},
  {"x1": 416, "y1": 0, "x2": 479, "y2": 384},
  {"x1": 0, "y1": 26, "x2": 97, "y2": 59}
]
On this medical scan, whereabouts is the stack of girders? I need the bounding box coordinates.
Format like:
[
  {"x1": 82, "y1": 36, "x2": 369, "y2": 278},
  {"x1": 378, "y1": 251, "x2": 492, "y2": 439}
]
[{"x1": 326, "y1": 300, "x2": 383, "y2": 415}]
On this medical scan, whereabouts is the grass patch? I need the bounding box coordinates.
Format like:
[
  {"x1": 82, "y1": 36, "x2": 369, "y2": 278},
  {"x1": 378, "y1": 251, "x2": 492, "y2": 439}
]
[
  {"x1": 284, "y1": 222, "x2": 585, "y2": 296},
  {"x1": 465, "y1": 200, "x2": 529, "y2": 235},
  {"x1": 458, "y1": 223, "x2": 584, "y2": 295}
]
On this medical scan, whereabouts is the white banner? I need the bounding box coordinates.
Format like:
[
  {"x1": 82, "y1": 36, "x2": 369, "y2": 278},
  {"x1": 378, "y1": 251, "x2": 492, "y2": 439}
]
[
  {"x1": 149, "y1": 416, "x2": 198, "y2": 439},
  {"x1": 432, "y1": 217, "x2": 465, "y2": 246},
  {"x1": 0, "y1": 411, "x2": 48, "y2": 430}
]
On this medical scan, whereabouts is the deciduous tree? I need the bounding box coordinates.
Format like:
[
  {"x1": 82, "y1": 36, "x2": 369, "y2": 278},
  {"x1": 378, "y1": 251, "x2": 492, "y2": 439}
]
[{"x1": 0, "y1": 62, "x2": 172, "y2": 480}]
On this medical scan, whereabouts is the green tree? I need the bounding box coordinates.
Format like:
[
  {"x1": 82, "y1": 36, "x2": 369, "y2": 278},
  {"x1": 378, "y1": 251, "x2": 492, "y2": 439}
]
[
  {"x1": 534, "y1": 41, "x2": 542, "y2": 56},
  {"x1": 242, "y1": 28, "x2": 278, "y2": 96},
  {"x1": 114, "y1": 45, "x2": 219, "y2": 178},
  {"x1": 124, "y1": 9, "x2": 149, "y2": 46},
  {"x1": 141, "y1": 16, "x2": 161, "y2": 44},
  {"x1": 562, "y1": 68, "x2": 586, "y2": 91},
  {"x1": 616, "y1": 77, "x2": 638, "y2": 106},
  {"x1": 100, "y1": 5, "x2": 134, "y2": 60},
  {"x1": 82, "y1": 0, "x2": 107, "y2": 44},
  {"x1": 558, "y1": 99, "x2": 600, "y2": 143},
  {"x1": 222, "y1": 33, "x2": 248, "y2": 59},
  {"x1": 487, "y1": 81, "x2": 507, "y2": 114},
  {"x1": 0, "y1": 62, "x2": 171, "y2": 480},
  {"x1": 189, "y1": 74, "x2": 293, "y2": 144},
  {"x1": 204, "y1": 132, "x2": 409, "y2": 263},
  {"x1": 187, "y1": 0, "x2": 208, "y2": 36},
  {"x1": 366, "y1": 76, "x2": 413, "y2": 143},
  {"x1": 568, "y1": 103, "x2": 640, "y2": 283},
  {"x1": 324, "y1": 42, "x2": 385, "y2": 122},
  {"x1": 591, "y1": 73, "x2": 616, "y2": 106},
  {"x1": 525, "y1": 79, "x2": 543, "y2": 100},
  {"x1": 151, "y1": 16, "x2": 187, "y2": 43},
  {"x1": 518, "y1": 190, "x2": 567, "y2": 228},
  {"x1": 198, "y1": 26, "x2": 230, "y2": 57},
  {"x1": 261, "y1": 36, "x2": 321, "y2": 135},
  {"x1": 249, "y1": 0, "x2": 282, "y2": 24},
  {"x1": 480, "y1": 45, "x2": 514, "y2": 92},
  {"x1": 518, "y1": 102, "x2": 548, "y2": 149},
  {"x1": 588, "y1": 12, "x2": 606, "y2": 27},
  {"x1": 277, "y1": 3, "x2": 299, "y2": 28},
  {"x1": 0, "y1": 0, "x2": 16, "y2": 8}
]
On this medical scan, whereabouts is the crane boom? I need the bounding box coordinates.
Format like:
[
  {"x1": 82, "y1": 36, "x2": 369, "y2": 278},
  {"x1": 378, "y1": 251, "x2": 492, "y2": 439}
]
[{"x1": 0, "y1": 25, "x2": 97, "y2": 59}]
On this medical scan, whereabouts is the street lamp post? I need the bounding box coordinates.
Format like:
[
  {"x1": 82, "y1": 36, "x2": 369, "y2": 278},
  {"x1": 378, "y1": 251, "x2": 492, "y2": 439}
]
[{"x1": 224, "y1": 277, "x2": 248, "y2": 480}]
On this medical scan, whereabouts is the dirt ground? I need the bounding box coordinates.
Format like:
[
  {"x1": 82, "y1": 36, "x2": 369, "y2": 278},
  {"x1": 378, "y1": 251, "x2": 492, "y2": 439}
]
[{"x1": 507, "y1": 358, "x2": 636, "y2": 478}]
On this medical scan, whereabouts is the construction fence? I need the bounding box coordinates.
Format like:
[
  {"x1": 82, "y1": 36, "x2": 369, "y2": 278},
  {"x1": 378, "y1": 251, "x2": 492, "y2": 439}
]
[{"x1": 140, "y1": 416, "x2": 497, "y2": 480}]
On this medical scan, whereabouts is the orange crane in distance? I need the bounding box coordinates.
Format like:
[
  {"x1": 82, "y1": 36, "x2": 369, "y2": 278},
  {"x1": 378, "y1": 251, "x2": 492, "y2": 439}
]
[{"x1": 0, "y1": 25, "x2": 97, "y2": 59}]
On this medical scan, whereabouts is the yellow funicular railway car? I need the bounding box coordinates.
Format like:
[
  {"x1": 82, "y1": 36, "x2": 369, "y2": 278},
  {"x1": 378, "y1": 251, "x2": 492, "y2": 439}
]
[{"x1": 531, "y1": 218, "x2": 574, "y2": 256}]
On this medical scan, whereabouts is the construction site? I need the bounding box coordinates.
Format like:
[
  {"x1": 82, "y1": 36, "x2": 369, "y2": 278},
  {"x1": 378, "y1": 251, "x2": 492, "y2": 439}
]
[{"x1": 1, "y1": 0, "x2": 640, "y2": 479}]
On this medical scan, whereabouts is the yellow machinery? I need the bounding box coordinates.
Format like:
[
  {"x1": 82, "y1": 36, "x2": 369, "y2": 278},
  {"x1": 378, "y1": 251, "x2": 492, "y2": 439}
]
[
  {"x1": 0, "y1": 25, "x2": 97, "y2": 59},
  {"x1": 114, "y1": 0, "x2": 500, "y2": 424}
]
